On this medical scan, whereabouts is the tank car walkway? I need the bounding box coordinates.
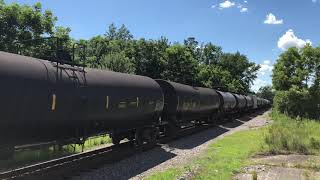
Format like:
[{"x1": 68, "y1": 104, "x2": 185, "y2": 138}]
[{"x1": 72, "y1": 110, "x2": 271, "y2": 180}]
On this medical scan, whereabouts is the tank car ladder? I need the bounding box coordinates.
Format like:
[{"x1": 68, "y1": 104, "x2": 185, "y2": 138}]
[{"x1": 51, "y1": 43, "x2": 89, "y2": 151}]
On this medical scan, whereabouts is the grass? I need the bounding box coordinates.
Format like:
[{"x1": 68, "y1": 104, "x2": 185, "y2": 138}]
[
  {"x1": 147, "y1": 111, "x2": 320, "y2": 180},
  {"x1": 0, "y1": 135, "x2": 112, "y2": 171},
  {"x1": 146, "y1": 128, "x2": 267, "y2": 180},
  {"x1": 265, "y1": 111, "x2": 320, "y2": 155},
  {"x1": 146, "y1": 168, "x2": 184, "y2": 180}
]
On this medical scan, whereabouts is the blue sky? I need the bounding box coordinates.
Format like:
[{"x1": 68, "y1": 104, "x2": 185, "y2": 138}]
[{"x1": 5, "y1": 0, "x2": 320, "y2": 91}]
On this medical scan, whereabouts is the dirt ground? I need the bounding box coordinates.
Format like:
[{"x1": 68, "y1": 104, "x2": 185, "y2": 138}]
[{"x1": 234, "y1": 151, "x2": 320, "y2": 180}]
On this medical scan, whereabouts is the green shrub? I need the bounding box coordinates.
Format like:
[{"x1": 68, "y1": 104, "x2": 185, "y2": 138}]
[
  {"x1": 273, "y1": 87, "x2": 319, "y2": 119},
  {"x1": 265, "y1": 112, "x2": 320, "y2": 154}
]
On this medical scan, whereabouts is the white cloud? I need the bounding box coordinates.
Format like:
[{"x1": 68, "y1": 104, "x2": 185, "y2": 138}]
[
  {"x1": 212, "y1": 1, "x2": 248, "y2": 13},
  {"x1": 259, "y1": 65, "x2": 273, "y2": 75},
  {"x1": 278, "y1": 29, "x2": 312, "y2": 50},
  {"x1": 258, "y1": 60, "x2": 273, "y2": 75},
  {"x1": 237, "y1": 3, "x2": 248, "y2": 13},
  {"x1": 264, "y1": 13, "x2": 283, "y2": 25},
  {"x1": 252, "y1": 79, "x2": 269, "y2": 92},
  {"x1": 252, "y1": 60, "x2": 273, "y2": 92},
  {"x1": 263, "y1": 60, "x2": 271, "y2": 64},
  {"x1": 219, "y1": 0, "x2": 235, "y2": 9},
  {"x1": 240, "y1": 7, "x2": 248, "y2": 12}
]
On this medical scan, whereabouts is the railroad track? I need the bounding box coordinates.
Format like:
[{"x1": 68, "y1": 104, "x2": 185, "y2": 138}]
[{"x1": 0, "y1": 121, "x2": 218, "y2": 180}]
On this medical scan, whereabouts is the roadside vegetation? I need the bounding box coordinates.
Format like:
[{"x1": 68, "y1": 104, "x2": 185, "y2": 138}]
[
  {"x1": 148, "y1": 111, "x2": 320, "y2": 180},
  {"x1": 265, "y1": 111, "x2": 320, "y2": 155},
  {"x1": 272, "y1": 45, "x2": 320, "y2": 120},
  {"x1": 0, "y1": 135, "x2": 111, "y2": 171}
]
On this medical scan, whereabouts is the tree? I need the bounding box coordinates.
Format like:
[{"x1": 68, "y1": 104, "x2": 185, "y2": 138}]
[
  {"x1": 0, "y1": 2, "x2": 261, "y2": 96},
  {"x1": 272, "y1": 45, "x2": 320, "y2": 119},
  {"x1": 273, "y1": 47, "x2": 303, "y2": 91},
  {"x1": 104, "y1": 23, "x2": 133, "y2": 41},
  {"x1": 197, "y1": 64, "x2": 233, "y2": 91},
  {"x1": 200, "y1": 43, "x2": 222, "y2": 65},
  {"x1": 99, "y1": 52, "x2": 135, "y2": 74},
  {"x1": 0, "y1": 2, "x2": 57, "y2": 53},
  {"x1": 0, "y1": 0, "x2": 261, "y2": 94},
  {"x1": 162, "y1": 44, "x2": 199, "y2": 85},
  {"x1": 127, "y1": 38, "x2": 168, "y2": 79},
  {"x1": 256, "y1": 85, "x2": 274, "y2": 103},
  {"x1": 105, "y1": 23, "x2": 117, "y2": 40},
  {"x1": 311, "y1": 46, "x2": 320, "y2": 93},
  {"x1": 83, "y1": 24, "x2": 134, "y2": 73},
  {"x1": 219, "y1": 52, "x2": 260, "y2": 93}
]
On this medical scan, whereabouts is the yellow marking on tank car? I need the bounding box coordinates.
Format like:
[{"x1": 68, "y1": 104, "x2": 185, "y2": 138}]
[
  {"x1": 136, "y1": 97, "x2": 139, "y2": 108},
  {"x1": 177, "y1": 96, "x2": 180, "y2": 109},
  {"x1": 51, "y1": 94, "x2": 56, "y2": 111},
  {"x1": 105, "y1": 96, "x2": 109, "y2": 110},
  {"x1": 118, "y1": 102, "x2": 127, "y2": 109}
]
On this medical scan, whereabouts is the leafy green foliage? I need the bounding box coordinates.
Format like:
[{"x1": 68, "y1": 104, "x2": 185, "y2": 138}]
[
  {"x1": 198, "y1": 64, "x2": 233, "y2": 90},
  {"x1": 256, "y1": 85, "x2": 274, "y2": 103},
  {"x1": 162, "y1": 44, "x2": 199, "y2": 85},
  {"x1": 0, "y1": 2, "x2": 57, "y2": 53},
  {"x1": 198, "y1": 52, "x2": 259, "y2": 93},
  {"x1": 77, "y1": 26, "x2": 259, "y2": 93},
  {"x1": 127, "y1": 37, "x2": 168, "y2": 79},
  {"x1": 273, "y1": 87, "x2": 311, "y2": 118},
  {"x1": 272, "y1": 45, "x2": 320, "y2": 119},
  {"x1": 98, "y1": 52, "x2": 136, "y2": 74}
]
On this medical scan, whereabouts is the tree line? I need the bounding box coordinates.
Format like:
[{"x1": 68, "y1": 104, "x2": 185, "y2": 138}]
[
  {"x1": 272, "y1": 45, "x2": 320, "y2": 119},
  {"x1": 0, "y1": 1, "x2": 261, "y2": 94}
]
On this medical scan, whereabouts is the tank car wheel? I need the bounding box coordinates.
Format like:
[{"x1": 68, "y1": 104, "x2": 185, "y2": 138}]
[
  {"x1": 166, "y1": 122, "x2": 178, "y2": 137},
  {"x1": 195, "y1": 120, "x2": 202, "y2": 126},
  {"x1": 134, "y1": 129, "x2": 143, "y2": 147},
  {"x1": 145, "y1": 128, "x2": 157, "y2": 145},
  {"x1": 134, "y1": 127, "x2": 158, "y2": 147}
]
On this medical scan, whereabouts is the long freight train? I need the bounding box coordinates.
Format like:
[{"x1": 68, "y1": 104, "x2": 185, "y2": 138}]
[{"x1": 0, "y1": 51, "x2": 270, "y2": 158}]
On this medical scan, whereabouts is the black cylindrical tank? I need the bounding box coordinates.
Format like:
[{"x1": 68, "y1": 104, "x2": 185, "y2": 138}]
[
  {"x1": 245, "y1": 96, "x2": 253, "y2": 108},
  {"x1": 216, "y1": 91, "x2": 237, "y2": 112},
  {"x1": 257, "y1": 97, "x2": 262, "y2": 107},
  {"x1": 197, "y1": 87, "x2": 221, "y2": 115},
  {"x1": 0, "y1": 51, "x2": 164, "y2": 147},
  {"x1": 233, "y1": 94, "x2": 246, "y2": 109},
  {"x1": 155, "y1": 80, "x2": 200, "y2": 122}
]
